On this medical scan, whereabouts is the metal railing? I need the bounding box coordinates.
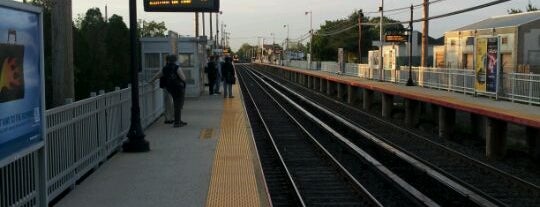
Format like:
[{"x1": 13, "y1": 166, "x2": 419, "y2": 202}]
[
  {"x1": 1, "y1": 83, "x2": 164, "y2": 207},
  {"x1": 281, "y1": 60, "x2": 540, "y2": 105}
]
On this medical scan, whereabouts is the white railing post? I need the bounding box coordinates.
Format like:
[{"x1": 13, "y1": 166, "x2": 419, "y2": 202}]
[{"x1": 529, "y1": 72, "x2": 533, "y2": 105}]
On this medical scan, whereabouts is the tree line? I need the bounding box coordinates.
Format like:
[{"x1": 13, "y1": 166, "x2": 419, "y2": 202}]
[{"x1": 26, "y1": 1, "x2": 167, "y2": 108}]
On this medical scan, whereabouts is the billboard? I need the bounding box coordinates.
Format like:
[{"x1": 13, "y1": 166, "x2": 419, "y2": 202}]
[
  {"x1": 0, "y1": 3, "x2": 45, "y2": 161},
  {"x1": 475, "y1": 37, "x2": 500, "y2": 93},
  {"x1": 144, "y1": 0, "x2": 220, "y2": 12},
  {"x1": 486, "y1": 37, "x2": 499, "y2": 93},
  {"x1": 475, "y1": 38, "x2": 487, "y2": 92}
]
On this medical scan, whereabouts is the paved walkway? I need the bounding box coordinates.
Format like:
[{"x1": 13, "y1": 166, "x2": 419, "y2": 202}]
[{"x1": 56, "y1": 95, "x2": 224, "y2": 207}]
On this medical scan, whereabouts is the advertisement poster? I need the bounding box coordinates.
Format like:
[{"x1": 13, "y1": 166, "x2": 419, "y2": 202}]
[
  {"x1": 0, "y1": 5, "x2": 44, "y2": 160},
  {"x1": 475, "y1": 37, "x2": 487, "y2": 92},
  {"x1": 486, "y1": 37, "x2": 499, "y2": 93}
]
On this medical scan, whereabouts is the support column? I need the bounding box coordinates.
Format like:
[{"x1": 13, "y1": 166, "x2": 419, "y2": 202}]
[
  {"x1": 347, "y1": 85, "x2": 355, "y2": 104},
  {"x1": 438, "y1": 107, "x2": 456, "y2": 139},
  {"x1": 337, "y1": 83, "x2": 345, "y2": 101},
  {"x1": 314, "y1": 77, "x2": 320, "y2": 91},
  {"x1": 405, "y1": 99, "x2": 420, "y2": 128},
  {"x1": 486, "y1": 118, "x2": 507, "y2": 160},
  {"x1": 320, "y1": 78, "x2": 326, "y2": 93},
  {"x1": 382, "y1": 94, "x2": 394, "y2": 119},
  {"x1": 326, "y1": 80, "x2": 333, "y2": 96},
  {"x1": 307, "y1": 76, "x2": 312, "y2": 89},
  {"x1": 470, "y1": 114, "x2": 485, "y2": 140},
  {"x1": 526, "y1": 127, "x2": 540, "y2": 160},
  {"x1": 363, "y1": 89, "x2": 373, "y2": 111}
]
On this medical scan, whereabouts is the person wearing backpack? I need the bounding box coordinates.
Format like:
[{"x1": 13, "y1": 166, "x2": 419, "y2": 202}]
[{"x1": 151, "y1": 55, "x2": 187, "y2": 128}]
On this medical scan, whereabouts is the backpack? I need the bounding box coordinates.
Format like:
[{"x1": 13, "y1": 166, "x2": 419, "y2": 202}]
[{"x1": 160, "y1": 64, "x2": 185, "y2": 89}]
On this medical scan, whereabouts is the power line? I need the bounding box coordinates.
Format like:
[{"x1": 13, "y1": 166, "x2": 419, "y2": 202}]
[{"x1": 313, "y1": 0, "x2": 510, "y2": 37}]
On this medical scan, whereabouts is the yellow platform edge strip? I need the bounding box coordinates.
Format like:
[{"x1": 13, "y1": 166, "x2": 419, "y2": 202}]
[{"x1": 206, "y1": 83, "x2": 264, "y2": 207}]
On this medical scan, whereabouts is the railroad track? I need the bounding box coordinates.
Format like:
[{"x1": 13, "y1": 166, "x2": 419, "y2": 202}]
[
  {"x1": 245, "y1": 63, "x2": 540, "y2": 206},
  {"x1": 239, "y1": 66, "x2": 384, "y2": 206},
  {"x1": 238, "y1": 64, "x2": 497, "y2": 206}
]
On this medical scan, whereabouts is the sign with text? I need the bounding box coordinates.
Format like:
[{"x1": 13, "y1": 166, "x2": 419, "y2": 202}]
[
  {"x1": 475, "y1": 37, "x2": 500, "y2": 93},
  {"x1": 0, "y1": 3, "x2": 45, "y2": 161},
  {"x1": 385, "y1": 35, "x2": 408, "y2": 43},
  {"x1": 144, "y1": 0, "x2": 220, "y2": 12}
]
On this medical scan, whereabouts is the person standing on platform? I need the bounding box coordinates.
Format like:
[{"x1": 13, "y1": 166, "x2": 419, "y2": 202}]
[
  {"x1": 150, "y1": 70, "x2": 174, "y2": 124},
  {"x1": 221, "y1": 56, "x2": 236, "y2": 98},
  {"x1": 214, "y1": 56, "x2": 224, "y2": 94},
  {"x1": 151, "y1": 55, "x2": 187, "y2": 128},
  {"x1": 206, "y1": 56, "x2": 218, "y2": 95}
]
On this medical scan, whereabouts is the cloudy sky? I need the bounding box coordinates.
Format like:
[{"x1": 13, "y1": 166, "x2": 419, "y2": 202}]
[{"x1": 17, "y1": 0, "x2": 536, "y2": 50}]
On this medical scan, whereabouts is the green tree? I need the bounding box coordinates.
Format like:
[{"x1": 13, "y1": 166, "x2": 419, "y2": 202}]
[
  {"x1": 105, "y1": 15, "x2": 130, "y2": 89},
  {"x1": 312, "y1": 11, "x2": 404, "y2": 62},
  {"x1": 508, "y1": 2, "x2": 538, "y2": 14},
  {"x1": 138, "y1": 20, "x2": 167, "y2": 37},
  {"x1": 75, "y1": 8, "x2": 110, "y2": 99},
  {"x1": 236, "y1": 43, "x2": 255, "y2": 60}
]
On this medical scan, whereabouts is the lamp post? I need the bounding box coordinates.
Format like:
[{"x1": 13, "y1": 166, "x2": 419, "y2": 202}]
[
  {"x1": 305, "y1": 10, "x2": 312, "y2": 63},
  {"x1": 123, "y1": 0, "x2": 149, "y2": 152},
  {"x1": 284, "y1": 24, "x2": 289, "y2": 62},
  {"x1": 271, "y1": 33, "x2": 275, "y2": 63},
  {"x1": 216, "y1": 11, "x2": 222, "y2": 49},
  {"x1": 379, "y1": 0, "x2": 384, "y2": 81},
  {"x1": 406, "y1": 4, "x2": 415, "y2": 86}
]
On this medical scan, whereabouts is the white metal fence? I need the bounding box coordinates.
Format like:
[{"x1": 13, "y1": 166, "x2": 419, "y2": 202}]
[
  {"x1": 282, "y1": 61, "x2": 540, "y2": 105},
  {"x1": 1, "y1": 83, "x2": 164, "y2": 207}
]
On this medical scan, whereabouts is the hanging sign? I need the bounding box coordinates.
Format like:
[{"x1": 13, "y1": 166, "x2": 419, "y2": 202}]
[{"x1": 144, "y1": 0, "x2": 220, "y2": 12}]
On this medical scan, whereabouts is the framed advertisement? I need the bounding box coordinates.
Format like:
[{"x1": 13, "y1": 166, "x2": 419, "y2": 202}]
[{"x1": 0, "y1": 1, "x2": 45, "y2": 165}]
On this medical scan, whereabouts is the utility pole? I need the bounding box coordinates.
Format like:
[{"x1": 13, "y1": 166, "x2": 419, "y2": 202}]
[
  {"x1": 407, "y1": 5, "x2": 415, "y2": 86},
  {"x1": 202, "y1": 12, "x2": 206, "y2": 37},
  {"x1": 358, "y1": 9, "x2": 363, "y2": 63},
  {"x1": 195, "y1": 12, "x2": 200, "y2": 37},
  {"x1": 51, "y1": 0, "x2": 74, "y2": 106},
  {"x1": 123, "y1": 0, "x2": 149, "y2": 152},
  {"x1": 216, "y1": 12, "x2": 220, "y2": 49},
  {"x1": 305, "y1": 11, "x2": 312, "y2": 62},
  {"x1": 421, "y1": 0, "x2": 429, "y2": 67},
  {"x1": 210, "y1": 13, "x2": 213, "y2": 47},
  {"x1": 379, "y1": 0, "x2": 384, "y2": 81}
]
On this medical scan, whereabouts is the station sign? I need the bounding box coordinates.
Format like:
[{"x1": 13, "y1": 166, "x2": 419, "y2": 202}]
[
  {"x1": 0, "y1": 2, "x2": 45, "y2": 163},
  {"x1": 385, "y1": 35, "x2": 408, "y2": 43},
  {"x1": 144, "y1": 0, "x2": 220, "y2": 12}
]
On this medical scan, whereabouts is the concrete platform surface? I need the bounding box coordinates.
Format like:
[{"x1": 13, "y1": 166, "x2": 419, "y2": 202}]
[{"x1": 55, "y1": 95, "x2": 224, "y2": 207}]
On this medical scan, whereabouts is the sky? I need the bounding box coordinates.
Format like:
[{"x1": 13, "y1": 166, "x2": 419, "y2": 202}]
[{"x1": 15, "y1": 0, "x2": 538, "y2": 50}]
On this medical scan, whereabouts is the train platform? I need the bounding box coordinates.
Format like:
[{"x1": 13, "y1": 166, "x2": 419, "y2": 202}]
[
  {"x1": 256, "y1": 63, "x2": 540, "y2": 160},
  {"x1": 55, "y1": 85, "x2": 269, "y2": 207},
  {"x1": 259, "y1": 63, "x2": 540, "y2": 128}
]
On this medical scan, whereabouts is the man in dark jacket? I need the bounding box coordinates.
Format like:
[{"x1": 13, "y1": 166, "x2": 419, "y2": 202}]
[
  {"x1": 206, "y1": 56, "x2": 217, "y2": 95},
  {"x1": 151, "y1": 55, "x2": 187, "y2": 128},
  {"x1": 221, "y1": 56, "x2": 236, "y2": 98}
]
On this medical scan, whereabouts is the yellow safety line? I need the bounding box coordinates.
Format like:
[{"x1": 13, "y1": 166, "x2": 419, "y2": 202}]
[{"x1": 206, "y1": 84, "x2": 261, "y2": 207}]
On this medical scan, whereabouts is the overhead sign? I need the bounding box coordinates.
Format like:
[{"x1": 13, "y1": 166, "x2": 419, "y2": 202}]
[
  {"x1": 144, "y1": 0, "x2": 220, "y2": 12},
  {"x1": 0, "y1": 2, "x2": 45, "y2": 161},
  {"x1": 385, "y1": 35, "x2": 408, "y2": 43}
]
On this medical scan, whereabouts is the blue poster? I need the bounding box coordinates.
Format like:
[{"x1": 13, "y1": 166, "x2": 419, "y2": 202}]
[
  {"x1": 486, "y1": 37, "x2": 498, "y2": 93},
  {"x1": 0, "y1": 5, "x2": 44, "y2": 160}
]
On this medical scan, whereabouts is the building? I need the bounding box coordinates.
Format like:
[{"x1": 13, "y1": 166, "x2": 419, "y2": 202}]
[
  {"x1": 370, "y1": 31, "x2": 443, "y2": 69},
  {"x1": 439, "y1": 11, "x2": 540, "y2": 73},
  {"x1": 140, "y1": 35, "x2": 209, "y2": 97}
]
